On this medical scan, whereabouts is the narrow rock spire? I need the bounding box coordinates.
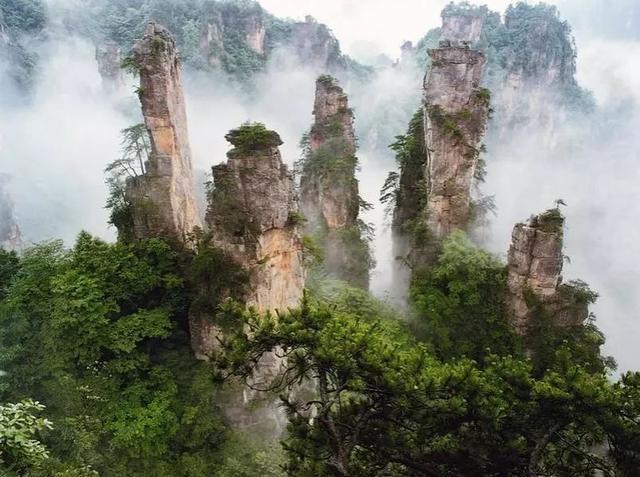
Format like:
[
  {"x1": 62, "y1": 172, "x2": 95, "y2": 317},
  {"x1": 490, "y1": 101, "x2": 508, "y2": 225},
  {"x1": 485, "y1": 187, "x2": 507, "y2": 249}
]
[
  {"x1": 300, "y1": 75, "x2": 371, "y2": 289},
  {"x1": 125, "y1": 22, "x2": 201, "y2": 244},
  {"x1": 423, "y1": 44, "x2": 489, "y2": 239}
]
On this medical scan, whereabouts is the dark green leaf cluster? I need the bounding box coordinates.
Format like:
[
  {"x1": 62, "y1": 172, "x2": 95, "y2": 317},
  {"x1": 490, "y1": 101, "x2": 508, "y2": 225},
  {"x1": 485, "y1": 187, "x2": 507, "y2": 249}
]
[
  {"x1": 0, "y1": 235, "x2": 262, "y2": 475},
  {"x1": 225, "y1": 122, "x2": 283, "y2": 154},
  {"x1": 220, "y1": 290, "x2": 640, "y2": 476},
  {"x1": 410, "y1": 231, "x2": 517, "y2": 362}
]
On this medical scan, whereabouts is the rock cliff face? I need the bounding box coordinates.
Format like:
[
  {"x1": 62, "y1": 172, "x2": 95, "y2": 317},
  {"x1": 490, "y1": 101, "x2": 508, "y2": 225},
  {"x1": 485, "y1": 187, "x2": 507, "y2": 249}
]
[
  {"x1": 300, "y1": 76, "x2": 370, "y2": 288},
  {"x1": 0, "y1": 176, "x2": 23, "y2": 251},
  {"x1": 441, "y1": 7, "x2": 487, "y2": 45},
  {"x1": 207, "y1": 128, "x2": 304, "y2": 312},
  {"x1": 191, "y1": 125, "x2": 304, "y2": 431},
  {"x1": 124, "y1": 23, "x2": 201, "y2": 244},
  {"x1": 507, "y1": 209, "x2": 588, "y2": 334},
  {"x1": 95, "y1": 41, "x2": 124, "y2": 92},
  {"x1": 288, "y1": 17, "x2": 347, "y2": 73},
  {"x1": 190, "y1": 124, "x2": 304, "y2": 360},
  {"x1": 242, "y1": 13, "x2": 266, "y2": 55},
  {"x1": 390, "y1": 20, "x2": 489, "y2": 281},
  {"x1": 416, "y1": 3, "x2": 592, "y2": 146},
  {"x1": 423, "y1": 45, "x2": 489, "y2": 239}
]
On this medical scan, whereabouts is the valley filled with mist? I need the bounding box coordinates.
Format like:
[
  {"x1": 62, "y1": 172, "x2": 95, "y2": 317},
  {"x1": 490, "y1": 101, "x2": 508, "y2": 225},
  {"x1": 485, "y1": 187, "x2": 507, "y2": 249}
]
[{"x1": 1, "y1": 0, "x2": 639, "y2": 475}]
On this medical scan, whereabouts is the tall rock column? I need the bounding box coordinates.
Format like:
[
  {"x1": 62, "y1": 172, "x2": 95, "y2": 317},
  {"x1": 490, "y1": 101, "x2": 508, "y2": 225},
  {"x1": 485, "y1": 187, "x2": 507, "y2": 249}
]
[
  {"x1": 190, "y1": 124, "x2": 305, "y2": 359},
  {"x1": 389, "y1": 41, "x2": 489, "y2": 284},
  {"x1": 125, "y1": 23, "x2": 201, "y2": 244},
  {"x1": 507, "y1": 209, "x2": 588, "y2": 334},
  {"x1": 423, "y1": 44, "x2": 489, "y2": 239},
  {"x1": 300, "y1": 76, "x2": 371, "y2": 289}
]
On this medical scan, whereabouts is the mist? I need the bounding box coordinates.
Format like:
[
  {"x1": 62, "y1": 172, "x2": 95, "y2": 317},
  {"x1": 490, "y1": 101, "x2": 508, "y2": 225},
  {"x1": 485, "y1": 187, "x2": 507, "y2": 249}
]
[{"x1": 1, "y1": 0, "x2": 639, "y2": 374}]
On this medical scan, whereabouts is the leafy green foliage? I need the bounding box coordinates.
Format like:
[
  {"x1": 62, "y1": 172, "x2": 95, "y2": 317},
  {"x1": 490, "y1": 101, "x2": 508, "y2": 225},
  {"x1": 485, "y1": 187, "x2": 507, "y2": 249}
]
[
  {"x1": 0, "y1": 249, "x2": 19, "y2": 300},
  {"x1": 410, "y1": 231, "x2": 517, "y2": 362},
  {"x1": 219, "y1": 293, "x2": 640, "y2": 476},
  {"x1": 0, "y1": 399, "x2": 52, "y2": 473},
  {"x1": 104, "y1": 123, "x2": 151, "y2": 240},
  {"x1": 225, "y1": 122, "x2": 283, "y2": 154},
  {"x1": 0, "y1": 235, "x2": 234, "y2": 476},
  {"x1": 187, "y1": 233, "x2": 248, "y2": 321},
  {"x1": 386, "y1": 108, "x2": 429, "y2": 244}
]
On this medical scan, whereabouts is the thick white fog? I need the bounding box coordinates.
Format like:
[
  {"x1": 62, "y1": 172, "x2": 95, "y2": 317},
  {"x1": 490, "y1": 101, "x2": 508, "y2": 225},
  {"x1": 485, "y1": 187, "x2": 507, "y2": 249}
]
[{"x1": 1, "y1": 0, "x2": 639, "y2": 372}]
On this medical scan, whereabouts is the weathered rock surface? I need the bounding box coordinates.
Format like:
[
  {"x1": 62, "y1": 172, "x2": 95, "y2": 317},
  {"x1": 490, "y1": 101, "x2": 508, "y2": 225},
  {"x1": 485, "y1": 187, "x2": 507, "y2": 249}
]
[
  {"x1": 125, "y1": 23, "x2": 201, "y2": 244},
  {"x1": 289, "y1": 17, "x2": 347, "y2": 73},
  {"x1": 191, "y1": 125, "x2": 304, "y2": 432},
  {"x1": 95, "y1": 41, "x2": 124, "y2": 92},
  {"x1": 507, "y1": 209, "x2": 588, "y2": 334},
  {"x1": 0, "y1": 176, "x2": 23, "y2": 251},
  {"x1": 300, "y1": 76, "x2": 370, "y2": 288},
  {"x1": 441, "y1": 7, "x2": 487, "y2": 45},
  {"x1": 190, "y1": 125, "x2": 304, "y2": 360},
  {"x1": 426, "y1": 3, "x2": 590, "y2": 146},
  {"x1": 207, "y1": 131, "x2": 304, "y2": 312},
  {"x1": 423, "y1": 45, "x2": 489, "y2": 239}
]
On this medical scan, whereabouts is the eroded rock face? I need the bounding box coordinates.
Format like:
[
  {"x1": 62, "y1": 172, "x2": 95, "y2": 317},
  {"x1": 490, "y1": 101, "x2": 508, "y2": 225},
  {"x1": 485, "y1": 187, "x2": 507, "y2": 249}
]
[
  {"x1": 205, "y1": 126, "x2": 304, "y2": 313},
  {"x1": 0, "y1": 176, "x2": 23, "y2": 251},
  {"x1": 95, "y1": 41, "x2": 124, "y2": 92},
  {"x1": 441, "y1": 10, "x2": 486, "y2": 45},
  {"x1": 125, "y1": 23, "x2": 201, "y2": 244},
  {"x1": 423, "y1": 46, "x2": 489, "y2": 238},
  {"x1": 507, "y1": 209, "x2": 588, "y2": 334},
  {"x1": 243, "y1": 13, "x2": 266, "y2": 55},
  {"x1": 289, "y1": 17, "x2": 347, "y2": 73},
  {"x1": 191, "y1": 126, "x2": 304, "y2": 431},
  {"x1": 300, "y1": 77, "x2": 369, "y2": 288}
]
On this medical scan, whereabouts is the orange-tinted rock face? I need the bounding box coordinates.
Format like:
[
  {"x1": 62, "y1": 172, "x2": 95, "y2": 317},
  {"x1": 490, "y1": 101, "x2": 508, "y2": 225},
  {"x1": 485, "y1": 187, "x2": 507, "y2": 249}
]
[
  {"x1": 191, "y1": 127, "x2": 304, "y2": 360},
  {"x1": 125, "y1": 23, "x2": 201, "y2": 244},
  {"x1": 507, "y1": 210, "x2": 588, "y2": 334}
]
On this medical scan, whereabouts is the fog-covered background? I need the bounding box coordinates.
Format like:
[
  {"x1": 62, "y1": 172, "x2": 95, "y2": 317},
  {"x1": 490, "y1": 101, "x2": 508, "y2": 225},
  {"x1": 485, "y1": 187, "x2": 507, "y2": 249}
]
[{"x1": 1, "y1": 0, "x2": 639, "y2": 372}]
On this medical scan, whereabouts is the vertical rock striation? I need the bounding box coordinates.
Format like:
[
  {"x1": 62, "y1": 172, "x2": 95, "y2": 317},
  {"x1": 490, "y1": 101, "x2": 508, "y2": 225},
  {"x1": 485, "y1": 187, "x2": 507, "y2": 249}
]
[
  {"x1": 192, "y1": 124, "x2": 304, "y2": 432},
  {"x1": 207, "y1": 126, "x2": 304, "y2": 313},
  {"x1": 389, "y1": 17, "x2": 490, "y2": 292},
  {"x1": 300, "y1": 76, "x2": 371, "y2": 288},
  {"x1": 423, "y1": 44, "x2": 489, "y2": 239},
  {"x1": 125, "y1": 23, "x2": 201, "y2": 244},
  {"x1": 441, "y1": 5, "x2": 487, "y2": 45},
  {"x1": 0, "y1": 176, "x2": 23, "y2": 251},
  {"x1": 191, "y1": 124, "x2": 305, "y2": 360},
  {"x1": 288, "y1": 17, "x2": 347, "y2": 73},
  {"x1": 507, "y1": 209, "x2": 588, "y2": 334}
]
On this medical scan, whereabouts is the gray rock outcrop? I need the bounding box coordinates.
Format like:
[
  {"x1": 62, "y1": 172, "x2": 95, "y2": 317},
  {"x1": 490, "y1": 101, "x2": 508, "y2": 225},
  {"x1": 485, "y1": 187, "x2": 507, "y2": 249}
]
[
  {"x1": 507, "y1": 209, "x2": 589, "y2": 334},
  {"x1": 423, "y1": 46, "x2": 489, "y2": 239},
  {"x1": 300, "y1": 76, "x2": 370, "y2": 288},
  {"x1": 95, "y1": 41, "x2": 124, "y2": 92}
]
